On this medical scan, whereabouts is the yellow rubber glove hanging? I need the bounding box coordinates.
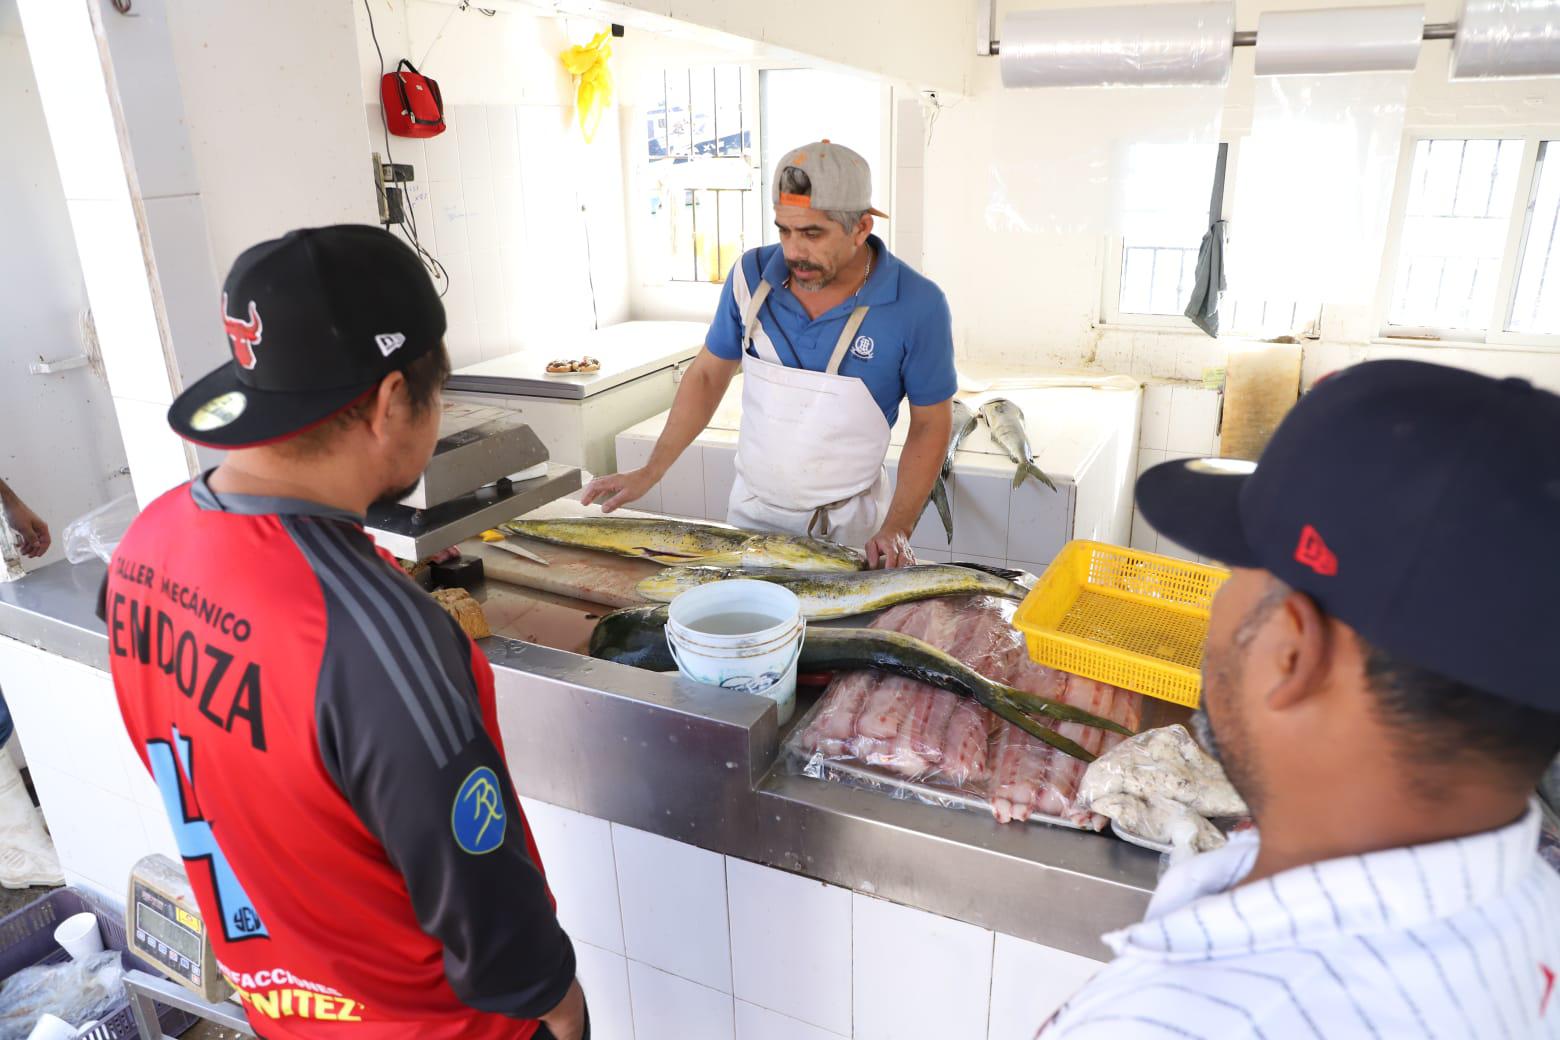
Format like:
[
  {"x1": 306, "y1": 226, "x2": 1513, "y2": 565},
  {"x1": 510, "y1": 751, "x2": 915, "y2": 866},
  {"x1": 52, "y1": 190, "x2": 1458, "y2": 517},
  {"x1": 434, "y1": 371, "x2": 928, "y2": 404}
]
[{"x1": 561, "y1": 29, "x2": 613, "y2": 144}]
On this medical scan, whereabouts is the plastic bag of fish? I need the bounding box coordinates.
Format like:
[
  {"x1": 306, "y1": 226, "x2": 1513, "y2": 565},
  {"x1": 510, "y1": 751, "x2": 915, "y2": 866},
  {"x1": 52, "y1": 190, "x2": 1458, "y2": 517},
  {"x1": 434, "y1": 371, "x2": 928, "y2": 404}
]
[{"x1": 786, "y1": 595, "x2": 1143, "y2": 829}]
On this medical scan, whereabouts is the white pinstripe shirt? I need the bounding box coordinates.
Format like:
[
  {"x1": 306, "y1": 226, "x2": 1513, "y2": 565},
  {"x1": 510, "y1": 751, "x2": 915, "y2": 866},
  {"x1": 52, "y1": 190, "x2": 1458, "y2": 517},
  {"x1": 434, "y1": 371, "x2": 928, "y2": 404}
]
[{"x1": 1043, "y1": 801, "x2": 1560, "y2": 1039}]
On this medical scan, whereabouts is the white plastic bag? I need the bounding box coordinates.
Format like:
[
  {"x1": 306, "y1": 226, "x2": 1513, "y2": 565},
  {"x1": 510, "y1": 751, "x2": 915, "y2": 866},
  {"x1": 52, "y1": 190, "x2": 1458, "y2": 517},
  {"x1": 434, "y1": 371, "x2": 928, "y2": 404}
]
[{"x1": 62, "y1": 495, "x2": 138, "y2": 566}]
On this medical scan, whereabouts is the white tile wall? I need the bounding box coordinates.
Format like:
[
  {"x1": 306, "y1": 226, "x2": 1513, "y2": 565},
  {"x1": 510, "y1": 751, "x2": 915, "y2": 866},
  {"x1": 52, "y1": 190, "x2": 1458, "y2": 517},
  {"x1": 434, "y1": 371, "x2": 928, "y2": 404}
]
[
  {"x1": 140, "y1": 804, "x2": 182, "y2": 864},
  {"x1": 487, "y1": 108, "x2": 522, "y2": 182},
  {"x1": 853, "y1": 894, "x2": 995, "y2": 1040},
  {"x1": 575, "y1": 941, "x2": 635, "y2": 1040},
  {"x1": 464, "y1": 177, "x2": 500, "y2": 258},
  {"x1": 628, "y1": 960, "x2": 735, "y2": 1040},
  {"x1": 613, "y1": 824, "x2": 733, "y2": 993},
  {"x1": 142, "y1": 194, "x2": 224, "y2": 386},
  {"x1": 727, "y1": 859, "x2": 852, "y2": 1036},
  {"x1": 67, "y1": 197, "x2": 172, "y2": 406},
  {"x1": 1166, "y1": 386, "x2": 1220, "y2": 456},
  {"x1": 987, "y1": 933, "x2": 1103, "y2": 1040},
  {"x1": 948, "y1": 467, "x2": 1010, "y2": 558},
  {"x1": 702, "y1": 445, "x2": 737, "y2": 521},
  {"x1": 658, "y1": 448, "x2": 707, "y2": 520},
  {"x1": 613, "y1": 435, "x2": 664, "y2": 514},
  {"x1": 735, "y1": 1001, "x2": 847, "y2": 1040},
  {"x1": 29, "y1": 766, "x2": 151, "y2": 895},
  {"x1": 0, "y1": 641, "x2": 130, "y2": 795},
  {"x1": 14, "y1": 0, "x2": 129, "y2": 204},
  {"x1": 112, "y1": 395, "x2": 194, "y2": 507},
  {"x1": 911, "y1": 544, "x2": 953, "y2": 563},
  {"x1": 1139, "y1": 385, "x2": 1173, "y2": 452},
  {"x1": 519, "y1": 797, "x2": 625, "y2": 954},
  {"x1": 1007, "y1": 478, "x2": 1070, "y2": 565}
]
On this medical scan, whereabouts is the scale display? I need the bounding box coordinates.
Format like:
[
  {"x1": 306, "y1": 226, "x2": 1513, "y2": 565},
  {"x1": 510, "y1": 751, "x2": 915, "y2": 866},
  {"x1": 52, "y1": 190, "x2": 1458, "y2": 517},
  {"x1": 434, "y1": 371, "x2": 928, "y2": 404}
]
[{"x1": 126, "y1": 854, "x2": 233, "y2": 1004}]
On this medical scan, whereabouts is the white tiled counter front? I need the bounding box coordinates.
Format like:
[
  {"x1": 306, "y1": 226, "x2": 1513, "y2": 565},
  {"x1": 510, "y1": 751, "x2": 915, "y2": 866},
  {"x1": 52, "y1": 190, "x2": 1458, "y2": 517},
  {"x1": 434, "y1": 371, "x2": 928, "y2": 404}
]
[
  {"x1": 616, "y1": 381, "x2": 1141, "y2": 571},
  {"x1": 517, "y1": 797, "x2": 1104, "y2": 1040}
]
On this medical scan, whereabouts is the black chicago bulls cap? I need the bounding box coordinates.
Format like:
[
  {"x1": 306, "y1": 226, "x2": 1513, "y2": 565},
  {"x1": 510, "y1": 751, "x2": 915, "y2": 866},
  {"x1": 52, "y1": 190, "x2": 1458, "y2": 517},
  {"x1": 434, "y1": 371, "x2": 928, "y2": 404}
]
[
  {"x1": 1136, "y1": 360, "x2": 1560, "y2": 711},
  {"x1": 168, "y1": 225, "x2": 445, "y2": 448}
]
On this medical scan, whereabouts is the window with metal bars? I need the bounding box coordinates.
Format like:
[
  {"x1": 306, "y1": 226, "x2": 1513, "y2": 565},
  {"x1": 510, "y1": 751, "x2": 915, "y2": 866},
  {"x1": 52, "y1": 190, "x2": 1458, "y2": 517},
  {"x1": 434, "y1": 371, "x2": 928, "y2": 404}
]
[
  {"x1": 1381, "y1": 134, "x2": 1560, "y2": 342},
  {"x1": 644, "y1": 66, "x2": 756, "y2": 284},
  {"x1": 1107, "y1": 142, "x2": 1322, "y2": 337}
]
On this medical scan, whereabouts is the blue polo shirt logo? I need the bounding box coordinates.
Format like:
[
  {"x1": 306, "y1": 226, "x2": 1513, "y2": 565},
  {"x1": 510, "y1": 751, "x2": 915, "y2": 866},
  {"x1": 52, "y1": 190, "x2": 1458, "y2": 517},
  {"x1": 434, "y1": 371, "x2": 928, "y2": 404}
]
[
  {"x1": 452, "y1": 766, "x2": 506, "y2": 854},
  {"x1": 852, "y1": 335, "x2": 875, "y2": 360}
]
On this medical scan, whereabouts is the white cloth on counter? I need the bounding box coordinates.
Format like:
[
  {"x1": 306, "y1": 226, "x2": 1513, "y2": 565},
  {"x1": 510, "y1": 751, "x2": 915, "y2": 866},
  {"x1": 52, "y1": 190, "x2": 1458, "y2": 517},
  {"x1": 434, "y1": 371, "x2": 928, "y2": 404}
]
[{"x1": 1041, "y1": 799, "x2": 1560, "y2": 1038}]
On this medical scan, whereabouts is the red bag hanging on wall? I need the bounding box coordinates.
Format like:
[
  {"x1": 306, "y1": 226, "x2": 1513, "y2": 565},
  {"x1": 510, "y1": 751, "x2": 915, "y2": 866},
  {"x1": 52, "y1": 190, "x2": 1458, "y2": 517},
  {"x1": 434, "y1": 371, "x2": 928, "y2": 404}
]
[{"x1": 381, "y1": 59, "x2": 446, "y2": 138}]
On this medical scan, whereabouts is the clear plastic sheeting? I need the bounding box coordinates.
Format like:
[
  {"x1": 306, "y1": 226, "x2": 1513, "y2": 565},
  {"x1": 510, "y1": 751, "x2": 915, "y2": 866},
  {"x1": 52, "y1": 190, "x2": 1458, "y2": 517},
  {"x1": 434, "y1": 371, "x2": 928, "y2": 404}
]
[
  {"x1": 786, "y1": 596, "x2": 1143, "y2": 829},
  {"x1": 971, "y1": 85, "x2": 1224, "y2": 236},
  {"x1": 62, "y1": 494, "x2": 138, "y2": 566},
  {"x1": 0, "y1": 950, "x2": 125, "y2": 1040},
  {"x1": 999, "y1": 2, "x2": 1235, "y2": 88},
  {"x1": 1451, "y1": 0, "x2": 1560, "y2": 79},
  {"x1": 1229, "y1": 71, "x2": 1410, "y2": 302},
  {"x1": 1254, "y1": 5, "x2": 1425, "y2": 76}
]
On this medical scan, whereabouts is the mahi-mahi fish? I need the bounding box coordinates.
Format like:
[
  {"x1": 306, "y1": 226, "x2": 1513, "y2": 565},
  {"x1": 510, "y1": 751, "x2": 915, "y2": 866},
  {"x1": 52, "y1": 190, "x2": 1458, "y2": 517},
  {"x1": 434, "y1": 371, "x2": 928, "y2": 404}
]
[
  {"x1": 588, "y1": 605, "x2": 1131, "y2": 761},
  {"x1": 636, "y1": 563, "x2": 1026, "y2": 620},
  {"x1": 500, "y1": 517, "x2": 865, "y2": 572},
  {"x1": 918, "y1": 400, "x2": 980, "y2": 544},
  {"x1": 980, "y1": 398, "x2": 1056, "y2": 492}
]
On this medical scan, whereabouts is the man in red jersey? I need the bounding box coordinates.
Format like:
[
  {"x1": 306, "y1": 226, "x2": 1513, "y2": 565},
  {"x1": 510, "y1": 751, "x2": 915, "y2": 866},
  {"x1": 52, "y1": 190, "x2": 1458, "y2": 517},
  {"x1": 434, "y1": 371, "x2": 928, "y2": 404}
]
[{"x1": 104, "y1": 226, "x2": 586, "y2": 1040}]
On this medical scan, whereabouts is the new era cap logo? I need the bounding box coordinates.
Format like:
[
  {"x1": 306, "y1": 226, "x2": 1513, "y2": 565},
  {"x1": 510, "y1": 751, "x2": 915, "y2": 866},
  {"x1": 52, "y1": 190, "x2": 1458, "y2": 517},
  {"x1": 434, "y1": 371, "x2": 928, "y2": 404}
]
[
  {"x1": 1294, "y1": 525, "x2": 1338, "y2": 576},
  {"x1": 375, "y1": 333, "x2": 406, "y2": 356}
]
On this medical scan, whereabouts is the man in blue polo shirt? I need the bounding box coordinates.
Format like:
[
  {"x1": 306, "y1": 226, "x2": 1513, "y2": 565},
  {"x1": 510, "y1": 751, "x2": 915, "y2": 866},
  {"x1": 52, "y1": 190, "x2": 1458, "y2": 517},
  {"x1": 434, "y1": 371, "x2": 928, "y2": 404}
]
[{"x1": 583, "y1": 141, "x2": 956, "y2": 567}]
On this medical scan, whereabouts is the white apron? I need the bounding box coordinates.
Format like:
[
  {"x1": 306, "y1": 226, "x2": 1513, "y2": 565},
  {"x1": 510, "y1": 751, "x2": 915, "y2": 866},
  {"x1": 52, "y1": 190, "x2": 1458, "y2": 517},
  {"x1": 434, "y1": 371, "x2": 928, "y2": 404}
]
[{"x1": 726, "y1": 269, "x2": 893, "y2": 550}]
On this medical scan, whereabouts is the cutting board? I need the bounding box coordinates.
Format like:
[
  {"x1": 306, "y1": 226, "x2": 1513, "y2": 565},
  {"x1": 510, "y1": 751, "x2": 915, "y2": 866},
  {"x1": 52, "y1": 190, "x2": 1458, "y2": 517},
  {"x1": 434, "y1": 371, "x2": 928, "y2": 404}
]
[
  {"x1": 462, "y1": 538, "x2": 659, "y2": 608},
  {"x1": 1219, "y1": 344, "x2": 1301, "y2": 461}
]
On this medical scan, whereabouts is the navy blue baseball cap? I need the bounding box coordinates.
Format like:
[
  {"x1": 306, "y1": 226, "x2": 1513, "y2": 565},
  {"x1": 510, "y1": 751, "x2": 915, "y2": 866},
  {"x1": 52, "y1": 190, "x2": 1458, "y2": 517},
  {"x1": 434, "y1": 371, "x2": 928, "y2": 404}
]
[
  {"x1": 1136, "y1": 360, "x2": 1560, "y2": 712},
  {"x1": 168, "y1": 225, "x2": 445, "y2": 449}
]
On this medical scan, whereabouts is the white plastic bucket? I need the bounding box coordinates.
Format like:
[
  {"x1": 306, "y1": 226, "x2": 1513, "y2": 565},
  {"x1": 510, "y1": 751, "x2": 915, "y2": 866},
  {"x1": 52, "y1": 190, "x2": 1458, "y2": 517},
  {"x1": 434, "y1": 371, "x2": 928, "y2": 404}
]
[{"x1": 665, "y1": 579, "x2": 805, "y2": 724}]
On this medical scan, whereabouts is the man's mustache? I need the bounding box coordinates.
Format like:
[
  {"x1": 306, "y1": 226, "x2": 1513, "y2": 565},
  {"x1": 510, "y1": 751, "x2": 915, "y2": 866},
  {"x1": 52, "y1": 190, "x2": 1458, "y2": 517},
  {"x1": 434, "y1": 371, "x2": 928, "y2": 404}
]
[{"x1": 788, "y1": 261, "x2": 823, "y2": 273}]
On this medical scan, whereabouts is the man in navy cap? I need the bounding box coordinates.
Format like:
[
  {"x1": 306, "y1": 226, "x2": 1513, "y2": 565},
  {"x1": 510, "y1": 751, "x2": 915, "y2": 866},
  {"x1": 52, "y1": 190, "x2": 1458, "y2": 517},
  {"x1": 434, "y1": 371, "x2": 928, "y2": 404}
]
[{"x1": 1042, "y1": 361, "x2": 1560, "y2": 1038}]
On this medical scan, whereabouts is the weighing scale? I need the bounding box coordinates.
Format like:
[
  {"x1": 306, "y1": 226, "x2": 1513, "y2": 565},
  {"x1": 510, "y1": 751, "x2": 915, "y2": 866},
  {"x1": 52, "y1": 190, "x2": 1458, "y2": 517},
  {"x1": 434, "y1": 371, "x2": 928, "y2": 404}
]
[
  {"x1": 126, "y1": 854, "x2": 233, "y2": 1004},
  {"x1": 364, "y1": 402, "x2": 583, "y2": 560}
]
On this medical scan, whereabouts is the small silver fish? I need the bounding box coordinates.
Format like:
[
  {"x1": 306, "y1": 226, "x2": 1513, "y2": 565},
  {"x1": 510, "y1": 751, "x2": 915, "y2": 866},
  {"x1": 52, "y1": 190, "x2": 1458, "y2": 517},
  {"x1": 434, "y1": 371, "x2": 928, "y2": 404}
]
[{"x1": 980, "y1": 398, "x2": 1056, "y2": 492}]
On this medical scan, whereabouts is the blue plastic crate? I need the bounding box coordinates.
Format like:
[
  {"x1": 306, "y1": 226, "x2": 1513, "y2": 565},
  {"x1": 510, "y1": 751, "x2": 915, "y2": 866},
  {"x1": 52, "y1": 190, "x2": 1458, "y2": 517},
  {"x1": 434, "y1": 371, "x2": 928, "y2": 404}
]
[{"x1": 0, "y1": 887, "x2": 198, "y2": 1039}]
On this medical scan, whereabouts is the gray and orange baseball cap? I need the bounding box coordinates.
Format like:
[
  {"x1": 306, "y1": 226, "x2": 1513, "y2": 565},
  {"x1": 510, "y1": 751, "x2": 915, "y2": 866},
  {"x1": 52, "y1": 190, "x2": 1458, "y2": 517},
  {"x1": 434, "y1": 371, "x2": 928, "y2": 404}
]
[{"x1": 772, "y1": 140, "x2": 888, "y2": 218}]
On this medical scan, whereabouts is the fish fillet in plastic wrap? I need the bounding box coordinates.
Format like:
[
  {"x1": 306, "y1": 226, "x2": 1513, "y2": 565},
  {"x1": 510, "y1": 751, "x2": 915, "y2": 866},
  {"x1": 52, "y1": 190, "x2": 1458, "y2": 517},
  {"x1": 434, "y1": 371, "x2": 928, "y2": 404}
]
[{"x1": 792, "y1": 595, "x2": 1143, "y2": 826}]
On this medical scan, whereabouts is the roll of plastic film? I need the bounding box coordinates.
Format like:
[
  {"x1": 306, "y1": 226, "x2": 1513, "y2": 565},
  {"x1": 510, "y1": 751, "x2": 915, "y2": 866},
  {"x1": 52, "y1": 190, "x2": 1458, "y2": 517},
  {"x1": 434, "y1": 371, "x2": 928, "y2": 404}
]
[
  {"x1": 999, "y1": 1, "x2": 1235, "y2": 88},
  {"x1": 1254, "y1": 6, "x2": 1425, "y2": 75},
  {"x1": 1451, "y1": 0, "x2": 1560, "y2": 79}
]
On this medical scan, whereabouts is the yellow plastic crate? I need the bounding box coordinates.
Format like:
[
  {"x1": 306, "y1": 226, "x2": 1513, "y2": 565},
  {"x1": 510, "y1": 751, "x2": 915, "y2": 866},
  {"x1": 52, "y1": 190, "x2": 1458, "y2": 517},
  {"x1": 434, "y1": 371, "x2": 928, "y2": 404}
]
[{"x1": 1013, "y1": 540, "x2": 1231, "y2": 708}]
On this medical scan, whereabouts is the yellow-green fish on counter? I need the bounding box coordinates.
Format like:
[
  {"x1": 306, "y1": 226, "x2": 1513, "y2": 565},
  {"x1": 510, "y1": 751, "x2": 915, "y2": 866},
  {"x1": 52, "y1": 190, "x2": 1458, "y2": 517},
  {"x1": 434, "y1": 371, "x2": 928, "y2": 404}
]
[
  {"x1": 588, "y1": 604, "x2": 1130, "y2": 762},
  {"x1": 499, "y1": 517, "x2": 866, "y2": 571},
  {"x1": 636, "y1": 563, "x2": 1028, "y2": 620}
]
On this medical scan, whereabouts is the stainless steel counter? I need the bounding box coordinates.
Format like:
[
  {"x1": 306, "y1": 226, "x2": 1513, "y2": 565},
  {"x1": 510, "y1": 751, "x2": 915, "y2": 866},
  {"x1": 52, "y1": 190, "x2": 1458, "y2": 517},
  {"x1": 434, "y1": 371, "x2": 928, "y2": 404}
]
[{"x1": 0, "y1": 559, "x2": 1158, "y2": 958}]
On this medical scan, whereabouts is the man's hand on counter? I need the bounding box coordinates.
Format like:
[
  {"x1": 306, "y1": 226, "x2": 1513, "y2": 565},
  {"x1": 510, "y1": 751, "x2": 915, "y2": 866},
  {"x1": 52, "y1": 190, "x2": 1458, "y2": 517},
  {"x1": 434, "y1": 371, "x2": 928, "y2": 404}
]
[
  {"x1": 580, "y1": 468, "x2": 656, "y2": 514},
  {"x1": 0, "y1": 487, "x2": 50, "y2": 558},
  {"x1": 865, "y1": 526, "x2": 916, "y2": 569}
]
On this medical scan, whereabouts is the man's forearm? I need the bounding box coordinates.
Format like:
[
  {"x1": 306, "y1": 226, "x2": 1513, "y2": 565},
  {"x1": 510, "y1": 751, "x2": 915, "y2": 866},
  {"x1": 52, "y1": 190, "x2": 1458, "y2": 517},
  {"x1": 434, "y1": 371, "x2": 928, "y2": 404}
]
[
  {"x1": 882, "y1": 421, "x2": 946, "y2": 535},
  {"x1": 643, "y1": 362, "x2": 732, "y2": 479},
  {"x1": 0, "y1": 479, "x2": 16, "y2": 508}
]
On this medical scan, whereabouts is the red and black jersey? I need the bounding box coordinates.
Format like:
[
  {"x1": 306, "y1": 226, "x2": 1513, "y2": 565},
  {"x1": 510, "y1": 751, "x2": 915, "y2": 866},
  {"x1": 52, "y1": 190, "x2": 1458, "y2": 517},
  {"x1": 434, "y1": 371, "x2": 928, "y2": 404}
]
[{"x1": 106, "y1": 475, "x2": 573, "y2": 1039}]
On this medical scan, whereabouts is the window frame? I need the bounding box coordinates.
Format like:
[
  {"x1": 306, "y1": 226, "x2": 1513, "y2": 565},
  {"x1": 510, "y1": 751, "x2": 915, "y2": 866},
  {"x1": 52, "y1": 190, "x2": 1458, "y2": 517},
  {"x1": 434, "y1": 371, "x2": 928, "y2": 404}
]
[
  {"x1": 1374, "y1": 127, "x2": 1560, "y2": 349},
  {"x1": 1099, "y1": 139, "x2": 1239, "y2": 331},
  {"x1": 646, "y1": 64, "x2": 765, "y2": 289}
]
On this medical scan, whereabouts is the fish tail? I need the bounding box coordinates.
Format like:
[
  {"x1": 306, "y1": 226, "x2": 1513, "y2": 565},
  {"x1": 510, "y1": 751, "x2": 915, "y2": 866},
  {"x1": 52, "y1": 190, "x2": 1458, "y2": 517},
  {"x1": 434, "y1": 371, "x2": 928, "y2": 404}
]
[
  {"x1": 931, "y1": 477, "x2": 953, "y2": 544},
  {"x1": 1017, "y1": 462, "x2": 1057, "y2": 492}
]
